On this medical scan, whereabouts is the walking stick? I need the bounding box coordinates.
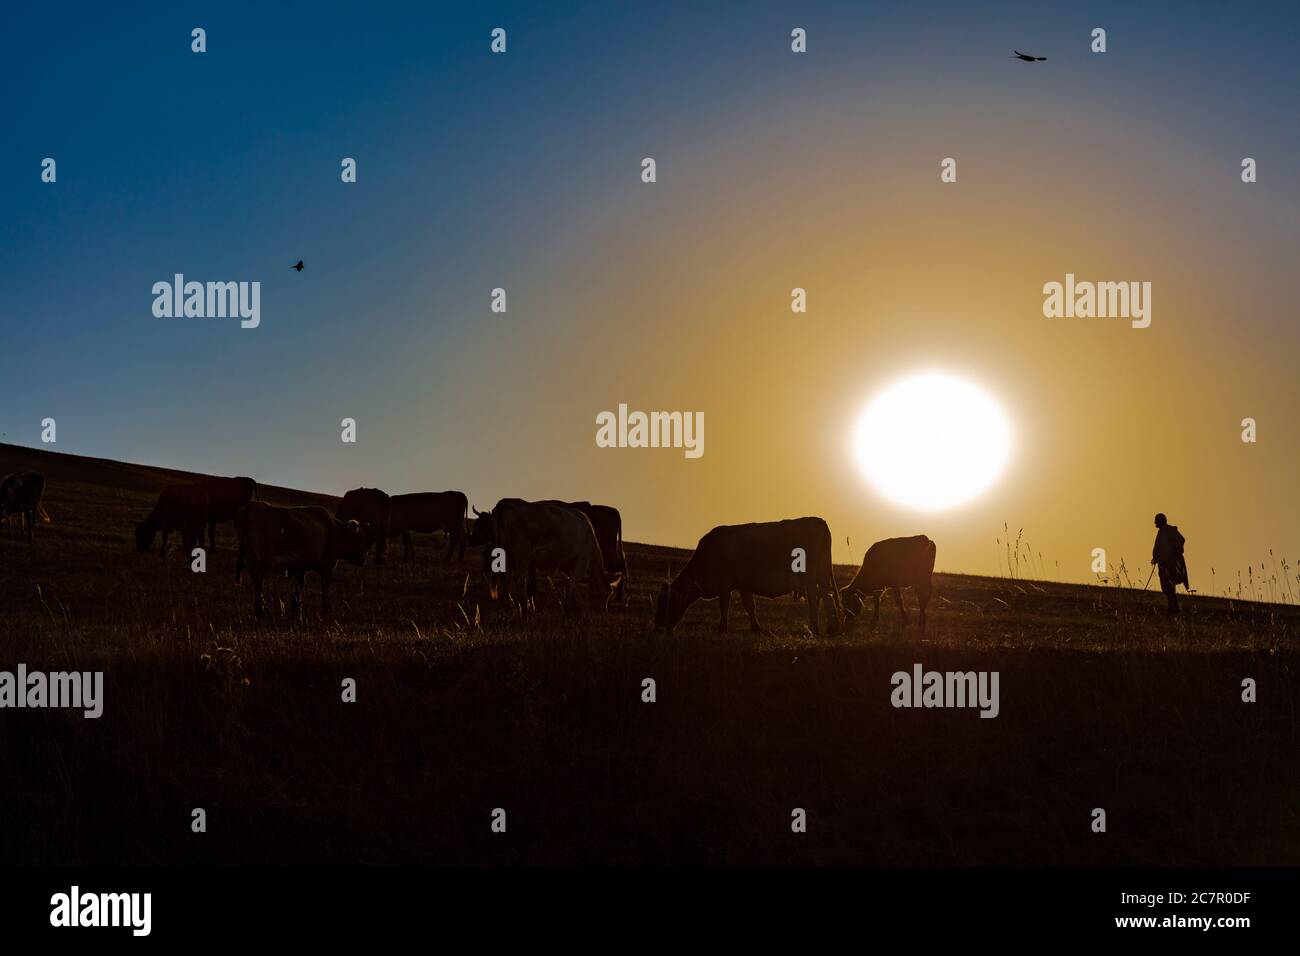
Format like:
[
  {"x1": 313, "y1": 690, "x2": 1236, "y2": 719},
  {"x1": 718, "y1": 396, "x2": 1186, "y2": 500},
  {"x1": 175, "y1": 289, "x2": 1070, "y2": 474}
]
[{"x1": 1143, "y1": 566, "x2": 1156, "y2": 591}]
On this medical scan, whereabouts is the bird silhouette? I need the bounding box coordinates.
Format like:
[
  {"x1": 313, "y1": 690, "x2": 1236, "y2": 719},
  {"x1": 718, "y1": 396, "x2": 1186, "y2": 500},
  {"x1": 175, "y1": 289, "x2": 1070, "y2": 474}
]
[
  {"x1": 292, "y1": 260, "x2": 304, "y2": 271},
  {"x1": 1012, "y1": 50, "x2": 1047, "y2": 61}
]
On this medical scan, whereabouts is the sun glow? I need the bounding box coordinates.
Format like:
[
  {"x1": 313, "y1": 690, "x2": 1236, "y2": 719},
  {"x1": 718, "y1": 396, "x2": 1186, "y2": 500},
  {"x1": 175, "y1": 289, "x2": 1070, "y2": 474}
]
[{"x1": 853, "y1": 371, "x2": 1013, "y2": 512}]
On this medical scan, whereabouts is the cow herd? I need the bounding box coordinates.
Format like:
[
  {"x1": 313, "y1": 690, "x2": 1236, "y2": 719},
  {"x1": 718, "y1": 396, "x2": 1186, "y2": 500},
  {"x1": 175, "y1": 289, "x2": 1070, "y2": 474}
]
[{"x1": 3, "y1": 467, "x2": 939, "y2": 635}]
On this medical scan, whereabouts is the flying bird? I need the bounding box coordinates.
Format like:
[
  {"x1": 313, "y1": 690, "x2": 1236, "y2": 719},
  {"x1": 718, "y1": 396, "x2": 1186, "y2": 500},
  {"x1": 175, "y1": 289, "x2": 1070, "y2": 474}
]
[
  {"x1": 292, "y1": 260, "x2": 304, "y2": 271},
  {"x1": 1012, "y1": 50, "x2": 1047, "y2": 61}
]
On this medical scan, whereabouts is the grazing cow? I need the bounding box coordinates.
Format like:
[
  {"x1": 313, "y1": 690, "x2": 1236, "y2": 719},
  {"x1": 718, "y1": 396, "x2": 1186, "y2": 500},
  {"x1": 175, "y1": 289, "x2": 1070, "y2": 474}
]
[
  {"x1": 389, "y1": 491, "x2": 469, "y2": 561},
  {"x1": 655, "y1": 517, "x2": 843, "y2": 636},
  {"x1": 537, "y1": 501, "x2": 628, "y2": 601},
  {"x1": 470, "y1": 498, "x2": 622, "y2": 613},
  {"x1": 839, "y1": 535, "x2": 936, "y2": 632},
  {"x1": 335, "y1": 488, "x2": 392, "y2": 563},
  {"x1": 135, "y1": 484, "x2": 209, "y2": 555},
  {"x1": 198, "y1": 476, "x2": 257, "y2": 549},
  {"x1": 0, "y1": 472, "x2": 50, "y2": 540},
  {"x1": 234, "y1": 501, "x2": 371, "y2": 617}
]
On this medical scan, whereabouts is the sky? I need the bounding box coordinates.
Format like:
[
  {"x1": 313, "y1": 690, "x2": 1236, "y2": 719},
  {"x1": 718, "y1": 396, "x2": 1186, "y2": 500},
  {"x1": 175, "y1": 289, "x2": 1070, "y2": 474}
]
[{"x1": 3, "y1": 1, "x2": 1298, "y2": 585}]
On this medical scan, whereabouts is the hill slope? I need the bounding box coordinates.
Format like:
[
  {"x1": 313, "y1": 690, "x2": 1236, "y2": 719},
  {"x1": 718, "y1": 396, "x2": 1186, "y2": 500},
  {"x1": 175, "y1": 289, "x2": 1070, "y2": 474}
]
[{"x1": 1, "y1": 442, "x2": 1297, "y2": 865}]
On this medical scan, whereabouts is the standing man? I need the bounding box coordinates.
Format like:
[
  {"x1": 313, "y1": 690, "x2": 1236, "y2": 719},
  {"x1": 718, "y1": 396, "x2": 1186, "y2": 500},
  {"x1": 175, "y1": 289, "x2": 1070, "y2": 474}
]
[{"x1": 1151, "y1": 513, "x2": 1188, "y2": 615}]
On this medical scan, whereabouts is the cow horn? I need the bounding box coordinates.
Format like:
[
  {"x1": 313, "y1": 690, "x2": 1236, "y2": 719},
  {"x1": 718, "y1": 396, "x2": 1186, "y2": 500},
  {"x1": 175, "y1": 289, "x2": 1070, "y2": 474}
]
[{"x1": 472, "y1": 507, "x2": 483, "y2": 517}]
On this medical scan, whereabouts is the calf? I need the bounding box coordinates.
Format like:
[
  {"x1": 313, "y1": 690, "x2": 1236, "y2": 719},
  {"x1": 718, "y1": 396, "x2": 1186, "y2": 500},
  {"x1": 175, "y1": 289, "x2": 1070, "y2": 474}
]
[
  {"x1": 840, "y1": 535, "x2": 936, "y2": 632},
  {"x1": 234, "y1": 501, "x2": 371, "y2": 617},
  {"x1": 135, "y1": 484, "x2": 209, "y2": 555}
]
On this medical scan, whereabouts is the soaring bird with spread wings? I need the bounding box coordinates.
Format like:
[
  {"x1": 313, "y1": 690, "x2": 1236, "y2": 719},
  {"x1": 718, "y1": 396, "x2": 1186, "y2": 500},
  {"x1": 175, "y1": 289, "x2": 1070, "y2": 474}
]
[{"x1": 1012, "y1": 50, "x2": 1047, "y2": 61}]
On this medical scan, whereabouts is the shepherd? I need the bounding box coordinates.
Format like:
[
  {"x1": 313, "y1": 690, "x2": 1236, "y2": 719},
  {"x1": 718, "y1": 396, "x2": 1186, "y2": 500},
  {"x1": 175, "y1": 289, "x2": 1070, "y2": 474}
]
[{"x1": 1151, "y1": 513, "x2": 1188, "y2": 615}]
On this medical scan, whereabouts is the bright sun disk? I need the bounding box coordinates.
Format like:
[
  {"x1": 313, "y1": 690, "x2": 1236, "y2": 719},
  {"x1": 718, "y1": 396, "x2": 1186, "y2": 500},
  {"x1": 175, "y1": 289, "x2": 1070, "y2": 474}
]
[{"x1": 853, "y1": 371, "x2": 1013, "y2": 512}]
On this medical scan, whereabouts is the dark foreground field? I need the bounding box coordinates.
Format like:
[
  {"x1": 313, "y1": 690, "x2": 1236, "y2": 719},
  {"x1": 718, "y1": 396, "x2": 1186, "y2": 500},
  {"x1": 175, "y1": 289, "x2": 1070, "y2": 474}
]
[{"x1": 2, "y1": 443, "x2": 1298, "y2": 865}]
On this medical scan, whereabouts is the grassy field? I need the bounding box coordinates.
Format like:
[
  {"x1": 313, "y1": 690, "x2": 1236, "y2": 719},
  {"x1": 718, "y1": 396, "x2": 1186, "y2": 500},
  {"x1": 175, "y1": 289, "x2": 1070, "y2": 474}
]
[{"x1": 2, "y1": 442, "x2": 1297, "y2": 865}]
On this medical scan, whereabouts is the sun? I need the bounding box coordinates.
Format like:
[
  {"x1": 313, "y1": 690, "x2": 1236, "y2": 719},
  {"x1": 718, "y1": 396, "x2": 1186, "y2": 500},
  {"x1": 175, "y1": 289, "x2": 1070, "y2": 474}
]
[{"x1": 853, "y1": 371, "x2": 1013, "y2": 512}]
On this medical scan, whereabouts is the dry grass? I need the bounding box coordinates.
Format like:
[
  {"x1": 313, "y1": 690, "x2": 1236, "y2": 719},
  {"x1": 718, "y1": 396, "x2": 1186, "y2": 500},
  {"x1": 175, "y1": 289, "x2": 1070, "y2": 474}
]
[{"x1": 2, "y1": 442, "x2": 1298, "y2": 865}]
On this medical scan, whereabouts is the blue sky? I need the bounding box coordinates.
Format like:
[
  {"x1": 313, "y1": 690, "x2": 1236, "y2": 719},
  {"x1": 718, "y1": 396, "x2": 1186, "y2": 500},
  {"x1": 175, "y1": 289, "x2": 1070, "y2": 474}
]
[{"x1": 3, "y1": 1, "x2": 1298, "y2": 576}]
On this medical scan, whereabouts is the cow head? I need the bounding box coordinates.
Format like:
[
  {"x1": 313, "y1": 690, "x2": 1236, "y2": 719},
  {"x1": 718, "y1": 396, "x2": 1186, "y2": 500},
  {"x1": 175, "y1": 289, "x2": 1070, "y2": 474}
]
[
  {"x1": 654, "y1": 580, "x2": 693, "y2": 631},
  {"x1": 339, "y1": 519, "x2": 372, "y2": 565},
  {"x1": 468, "y1": 507, "x2": 493, "y2": 547},
  {"x1": 587, "y1": 571, "x2": 623, "y2": 611},
  {"x1": 839, "y1": 587, "x2": 865, "y2": 618},
  {"x1": 134, "y1": 520, "x2": 157, "y2": 553}
]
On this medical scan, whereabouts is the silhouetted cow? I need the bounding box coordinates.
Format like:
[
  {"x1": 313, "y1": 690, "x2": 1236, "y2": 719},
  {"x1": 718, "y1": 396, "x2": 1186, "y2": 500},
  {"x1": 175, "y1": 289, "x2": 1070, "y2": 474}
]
[
  {"x1": 135, "y1": 484, "x2": 209, "y2": 555},
  {"x1": 840, "y1": 535, "x2": 936, "y2": 632},
  {"x1": 0, "y1": 472, "x2": 50, "y2": 540},
  {"x1": 199, "y1": 476, "x2": 256, "y2": 549},
  {"x1": 234, "y1": 501, "x2": 371, "y2": 617},
  {"x1": 655, "y1": 517, "x2": 842, "y2": 636},
  {"x1": 335, "y1": 488, "x2": 391, "y2": 563},
  {"x1": 389, "y1": 491, "x2": 469, "y2": 561},
  {"x1": 537, "y1": 500, "x2": 628, "y2": 601},
  {"x1": 471, "y1": 498, "x2": 622, "y2": 613}
]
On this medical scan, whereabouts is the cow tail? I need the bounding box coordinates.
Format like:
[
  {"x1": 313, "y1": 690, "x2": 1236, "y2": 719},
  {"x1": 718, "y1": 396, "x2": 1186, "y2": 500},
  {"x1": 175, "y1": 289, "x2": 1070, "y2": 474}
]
[{"x1": 38, "y1": 505, "x2": 51, "y2": 523}]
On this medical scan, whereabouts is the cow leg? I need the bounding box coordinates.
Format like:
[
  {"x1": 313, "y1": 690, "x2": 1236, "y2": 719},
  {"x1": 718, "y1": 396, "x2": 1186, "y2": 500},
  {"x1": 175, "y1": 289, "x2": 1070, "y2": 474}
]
[
  {"x1": 740, "y1": 591, "x2": 762, "y2": 633},
  {"x1": 290, "y1": 572, "x2": 306, "y2": 619},
  {"x1": 871, "y1": 592, "x2": 882, "y2": 629},
  {"x1": 562, "y1": 576, "x2": 581, "y2": 615},
  {"x1": 252, "y1": 573, "x2": 267, "y2": 617},
  {"x1": 517, "y1": 576, "x2": 534, "y2": 617},
  {"x1": 402, "y1": 530, "x2": 414, "y2": 560},
  {"x1": 320, "y1": 568, "x2": 333, "y2": 614},
  {"x1": 917, "y1": 584, "x2": 931, "y2": 634},
  {"x1": 805, "y1": 584, "x2": 821, "y2": 636},
  {"x1": 159, "y1": 526, "x2": 171, "y2": 556},
  {"x1": 894, "y1": 588, "x2": 909, "y2": 627},
  {"x1": 718, "y1": 591, "x2": 731, "y2": 633}
]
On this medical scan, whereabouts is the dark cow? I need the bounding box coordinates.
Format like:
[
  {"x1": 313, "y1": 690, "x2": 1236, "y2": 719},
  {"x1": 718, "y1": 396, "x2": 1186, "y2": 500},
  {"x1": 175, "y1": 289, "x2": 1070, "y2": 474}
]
[
  {"x1": 199, "y1": 476, "x2": 257, "y2": 549},
  {"x1": 470, "y1": 498, "x2": 622, "y2": 613},
  {"x1": 135, "y1": 484, "x2": 209, "y2": 555},
  {"x1": 839, "y1": 535, "x2": 936, "y2": 632},
  {"x1": 0, "y1": 472, "x2": 50, "y2": 540},
  {"x1": 537, "y1": 501, "x2": 628, "y2": 601},
  {"x1": 655, "y1": 517, "x2": 843, "y2": 636},
  {"x1": 335, "y1": 488, "x2": 392, "y2": 563},
  {"x1": 389, "y1": 491, "x2": 469, "y2": 561},
  {"x1": 234, "y1": 501, "x2": 371, "y2": 617}
]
